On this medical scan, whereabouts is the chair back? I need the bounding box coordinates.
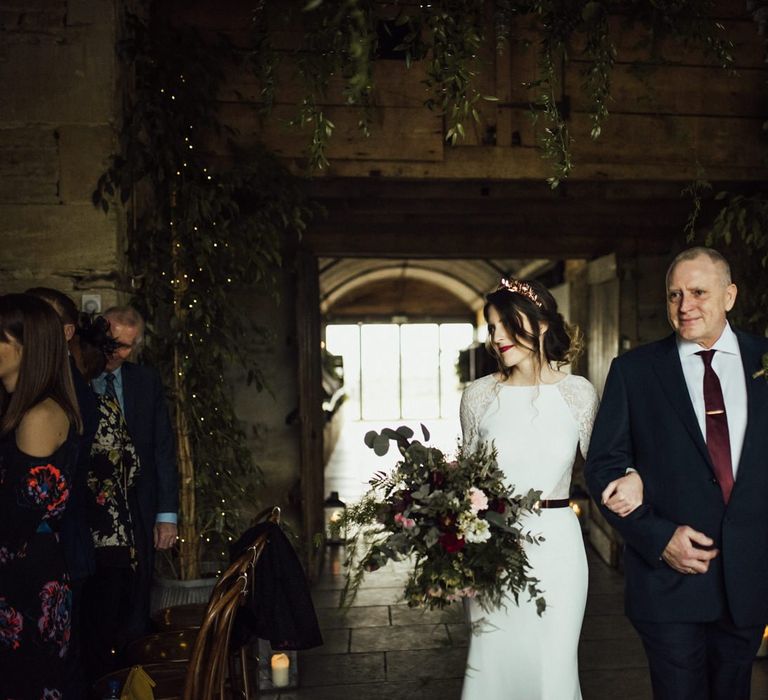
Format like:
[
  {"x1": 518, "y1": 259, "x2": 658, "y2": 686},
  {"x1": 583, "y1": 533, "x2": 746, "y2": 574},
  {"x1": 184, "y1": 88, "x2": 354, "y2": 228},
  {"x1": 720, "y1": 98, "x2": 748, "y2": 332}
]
[{"x1": 181, "y1": 506, "x2": 280, "y2": 700}]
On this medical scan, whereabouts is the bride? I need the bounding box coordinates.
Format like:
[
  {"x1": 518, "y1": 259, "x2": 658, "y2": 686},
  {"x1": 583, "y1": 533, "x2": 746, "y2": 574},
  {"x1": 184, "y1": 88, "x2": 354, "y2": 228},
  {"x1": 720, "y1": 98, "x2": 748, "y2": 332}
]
[{"x1": 459, "y1": 278, "x2": 639, "y2": 699}]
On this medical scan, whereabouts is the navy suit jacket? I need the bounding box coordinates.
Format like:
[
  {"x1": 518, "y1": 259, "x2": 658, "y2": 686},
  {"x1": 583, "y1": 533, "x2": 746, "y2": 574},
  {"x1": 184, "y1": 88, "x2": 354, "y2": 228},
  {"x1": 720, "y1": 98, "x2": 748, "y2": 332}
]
[
  {"x1": 585, "y1": 329, "x2": 768, "y2": 628},
  {"x1": 83, "y1": 362, "x2": 178, "y2": 637},
  {"x1": 120, "y1": 362, "x2": 178, "y2": 561}
]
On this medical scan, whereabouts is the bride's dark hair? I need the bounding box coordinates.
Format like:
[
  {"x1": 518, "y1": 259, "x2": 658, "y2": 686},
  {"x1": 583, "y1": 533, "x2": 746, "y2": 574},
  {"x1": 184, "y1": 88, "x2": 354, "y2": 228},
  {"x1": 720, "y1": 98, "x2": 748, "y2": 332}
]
[{"x1": 483, "y1": 279, "x2": 582, "y2": 380}]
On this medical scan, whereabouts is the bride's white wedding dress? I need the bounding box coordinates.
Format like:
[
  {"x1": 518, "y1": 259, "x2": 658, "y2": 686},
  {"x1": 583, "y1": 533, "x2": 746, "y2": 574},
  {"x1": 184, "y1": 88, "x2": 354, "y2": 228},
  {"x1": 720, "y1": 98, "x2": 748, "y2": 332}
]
[{"x1": 459, "y1": 373, "x2": 598, "y2": 700}]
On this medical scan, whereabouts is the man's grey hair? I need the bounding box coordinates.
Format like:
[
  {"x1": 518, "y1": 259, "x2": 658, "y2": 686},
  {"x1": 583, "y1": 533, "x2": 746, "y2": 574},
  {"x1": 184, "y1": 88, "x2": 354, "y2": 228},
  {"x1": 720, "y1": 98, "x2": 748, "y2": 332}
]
[
  {"x1": 103, "y1": 305, "x2": 145, "y2": 344},
  {"x1": 665, "y1": 246, "x2": 732, "y2": 289}
]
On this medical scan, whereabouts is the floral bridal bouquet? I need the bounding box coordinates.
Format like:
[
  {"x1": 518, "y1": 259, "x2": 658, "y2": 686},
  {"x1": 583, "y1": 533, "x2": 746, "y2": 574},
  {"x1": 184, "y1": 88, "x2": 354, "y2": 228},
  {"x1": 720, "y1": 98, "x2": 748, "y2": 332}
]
[{"x1": 339, "y1": 425, "x2": 546, "y2": 615}]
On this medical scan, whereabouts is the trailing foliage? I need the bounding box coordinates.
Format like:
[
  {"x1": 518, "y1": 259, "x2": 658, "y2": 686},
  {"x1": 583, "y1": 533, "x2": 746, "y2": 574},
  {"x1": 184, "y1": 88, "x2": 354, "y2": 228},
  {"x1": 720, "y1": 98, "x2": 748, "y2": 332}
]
[
  {"x1": 687, "y1": 187, "x2": 768, "y2": 336},
  {"x1": 93, "y1": 6, "x2": 314, "y2": 579},
  {"x1": 682, "y1": 5, "x2": 768, "y2": 336},
  {"x1": 253, "y1": 0, "x2": 734, "y2": 185}
]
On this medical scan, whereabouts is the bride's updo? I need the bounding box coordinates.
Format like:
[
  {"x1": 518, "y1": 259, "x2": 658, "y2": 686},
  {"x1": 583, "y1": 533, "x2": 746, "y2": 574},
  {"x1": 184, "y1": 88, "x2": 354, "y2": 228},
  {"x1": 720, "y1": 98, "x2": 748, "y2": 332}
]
[{"x1": 484, "y1": 279, "x2": 582, "y2": 378}]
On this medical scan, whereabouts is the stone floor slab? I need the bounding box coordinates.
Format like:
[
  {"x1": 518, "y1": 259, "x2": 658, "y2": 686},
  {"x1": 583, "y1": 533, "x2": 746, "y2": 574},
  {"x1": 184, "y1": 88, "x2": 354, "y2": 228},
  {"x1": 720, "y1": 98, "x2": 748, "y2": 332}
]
[
  {"x1": 313, "y1": 586, "x2": 404, "y2": 608},
  {"x1": 446, "y1": 622, "x2": 470, "y2": 647},
  {"x1": 316, "y1": 605, "x2": 390, "y2": 630},
  {"x1": 302, "y1": 628, "x2": 349, "y2": 655},
  {"x1": 581, "y1": 666, "x2": 652, "y2": 700},
  {"x1": 299, "y1": 652, "x2": 386, "y2": 687},
  {"x1": 386, "y1": 647, "x2": 467, "y2": 681},
  {"x1": 579, "y1": 636, "x2": 647, "y2": 671},
  {"x1": 276, "y1": 678, "x2": 463, "y2": 699},
  {"x1": 352, "y1": 623, "x2": 450, "y2": 653},
  {"x1": 584, "y1": 592, "x2": 626, "y2": 616},
  {"x1": 580, "y1": 613, "x2": 638, "y2": 641},
  {"x1": 390, "y1": 603, "x2": 464, "y2": 626}
]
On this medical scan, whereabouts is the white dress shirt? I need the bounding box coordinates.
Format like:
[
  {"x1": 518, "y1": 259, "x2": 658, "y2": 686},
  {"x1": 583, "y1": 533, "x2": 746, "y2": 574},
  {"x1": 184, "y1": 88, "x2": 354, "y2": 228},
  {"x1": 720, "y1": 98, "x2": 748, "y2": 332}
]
[{"x1": 677, "y1": 322, "x2": 748, "y2": 477}]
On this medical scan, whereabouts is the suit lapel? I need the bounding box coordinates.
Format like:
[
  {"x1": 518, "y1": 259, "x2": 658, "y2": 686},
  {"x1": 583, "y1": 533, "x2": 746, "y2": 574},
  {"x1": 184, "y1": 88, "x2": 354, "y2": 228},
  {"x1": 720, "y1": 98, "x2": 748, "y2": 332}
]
[
  {"x1": 735, "y1": 330, "x2": 768, "y2": 475},
  {"x1": 651, "y1": 334, "x2": 713, "y2": 469},
  {"x1": 121, "y1": 362, "x2": 138, "y2": 433}
]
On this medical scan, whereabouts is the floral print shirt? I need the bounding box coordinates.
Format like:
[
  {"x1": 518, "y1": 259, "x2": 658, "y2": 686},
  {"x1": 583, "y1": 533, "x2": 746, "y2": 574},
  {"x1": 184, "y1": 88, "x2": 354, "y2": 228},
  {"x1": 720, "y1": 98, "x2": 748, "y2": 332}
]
[{"x1": 87, "y1": 394, "x2": 141, "y2": 561}]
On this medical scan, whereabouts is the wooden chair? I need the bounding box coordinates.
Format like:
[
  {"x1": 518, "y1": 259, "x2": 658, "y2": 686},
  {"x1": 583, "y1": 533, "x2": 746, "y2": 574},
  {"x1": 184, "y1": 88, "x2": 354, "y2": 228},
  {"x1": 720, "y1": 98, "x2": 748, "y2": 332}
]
[
  {"x1": 151, "y1": 506, "x2": 281, "y2": 634},
  {"x1": 94, "y1": 507, "x2": 280, "y2": 700}
]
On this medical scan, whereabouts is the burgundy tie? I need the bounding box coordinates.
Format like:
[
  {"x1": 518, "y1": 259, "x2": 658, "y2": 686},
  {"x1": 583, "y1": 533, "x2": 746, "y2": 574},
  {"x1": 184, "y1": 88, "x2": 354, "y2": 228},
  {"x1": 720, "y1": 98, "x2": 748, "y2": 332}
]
[{"x1": 696, "y1": 350, "x2": 733, "y2": 503}]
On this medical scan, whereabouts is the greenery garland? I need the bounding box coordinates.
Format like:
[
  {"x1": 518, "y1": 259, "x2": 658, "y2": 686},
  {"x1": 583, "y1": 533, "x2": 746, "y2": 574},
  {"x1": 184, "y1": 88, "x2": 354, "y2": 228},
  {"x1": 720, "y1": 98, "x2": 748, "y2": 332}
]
[
  {"x1": 253, "y1": 0, "x2": 735, "y2": 185},
  {"x1": 94, "y1": 6, "x2": 314, "y2": 579},
  {"x1": 685, "y1": 1, "x2": 768, "y2": 336}
]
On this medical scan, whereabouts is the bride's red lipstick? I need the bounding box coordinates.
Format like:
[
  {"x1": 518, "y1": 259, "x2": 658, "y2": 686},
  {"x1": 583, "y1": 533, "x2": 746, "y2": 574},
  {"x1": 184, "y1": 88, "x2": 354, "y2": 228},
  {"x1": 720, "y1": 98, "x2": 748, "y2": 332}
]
[{"x1": 499, "y1": 344, "x2": 514, "y2": 353}]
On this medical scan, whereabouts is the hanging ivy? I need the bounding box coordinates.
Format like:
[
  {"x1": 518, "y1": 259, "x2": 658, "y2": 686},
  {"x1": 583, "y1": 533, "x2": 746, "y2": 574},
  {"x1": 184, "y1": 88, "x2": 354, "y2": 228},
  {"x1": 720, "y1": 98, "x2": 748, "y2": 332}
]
[
  {"x1": 252, "y1": 0, "x2": 735, "y2": 185},
  {"x1": 93, "y1": 5, "x2": 314, "y2": 580},
  {"x1": 683, "y1": 2, "x2": 768, "y2": 335}
]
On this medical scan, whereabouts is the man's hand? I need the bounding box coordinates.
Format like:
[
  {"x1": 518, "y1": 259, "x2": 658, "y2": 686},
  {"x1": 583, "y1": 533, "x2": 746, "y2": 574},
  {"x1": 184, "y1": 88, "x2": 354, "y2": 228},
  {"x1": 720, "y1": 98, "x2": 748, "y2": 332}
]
[
  {"x1": 154, "y1": 521, "x2": 178, "y2": 550},
  {"x1": 662, "y1": 525, "x2": 719, "y2": 574},
  {"x1": 602, "y1": 471, "x2": 644, "y2": 517}
]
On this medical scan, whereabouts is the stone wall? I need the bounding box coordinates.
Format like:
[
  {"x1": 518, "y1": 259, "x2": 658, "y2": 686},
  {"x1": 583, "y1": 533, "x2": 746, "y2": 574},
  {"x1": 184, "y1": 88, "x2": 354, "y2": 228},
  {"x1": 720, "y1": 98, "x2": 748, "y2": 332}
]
[{"x1": 0, "y1": 0, "x2": 120, "y2": 309}]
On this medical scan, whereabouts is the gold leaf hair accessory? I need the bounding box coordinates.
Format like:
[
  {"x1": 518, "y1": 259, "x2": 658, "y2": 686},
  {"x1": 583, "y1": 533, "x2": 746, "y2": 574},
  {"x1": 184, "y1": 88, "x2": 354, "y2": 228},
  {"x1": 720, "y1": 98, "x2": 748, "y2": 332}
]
[{"x1": 497, "y1": 278, "x2": 543, "y2": 308}]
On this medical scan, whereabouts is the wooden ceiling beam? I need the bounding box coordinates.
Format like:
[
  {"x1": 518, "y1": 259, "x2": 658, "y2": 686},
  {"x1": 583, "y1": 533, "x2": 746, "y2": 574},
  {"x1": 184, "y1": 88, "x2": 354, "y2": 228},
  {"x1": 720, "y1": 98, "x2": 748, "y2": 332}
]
[{"x1": 305, "y1": 228, "x2": 671, "y2": 259}]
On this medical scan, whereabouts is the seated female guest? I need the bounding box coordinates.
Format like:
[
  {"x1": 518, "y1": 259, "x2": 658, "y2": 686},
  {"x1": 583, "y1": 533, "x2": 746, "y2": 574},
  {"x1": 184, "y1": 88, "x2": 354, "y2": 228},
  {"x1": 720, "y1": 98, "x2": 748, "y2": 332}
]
[{"x1": 0, "y1": 293, "x2": 82, "y2": 699}]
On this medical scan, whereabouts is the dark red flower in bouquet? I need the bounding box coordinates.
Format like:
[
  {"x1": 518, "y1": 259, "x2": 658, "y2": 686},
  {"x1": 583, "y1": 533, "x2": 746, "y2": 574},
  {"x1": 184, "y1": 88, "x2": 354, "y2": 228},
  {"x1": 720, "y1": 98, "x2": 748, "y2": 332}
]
[
  {"x1": 440, "y1": 513, "x2": 456, "y2": 529},
  {"x1": 430, "y1": 470, "x2": 446, "y2": 488},
  {"x1": 439, "y1": 531, "x2": 465, "y2": 553},
  {"x1": 392, "y1": 491, "x2": 413, "y2": 513},
  {"x1": 489, "y1": 498, "x2": 506, "y2": 514}
]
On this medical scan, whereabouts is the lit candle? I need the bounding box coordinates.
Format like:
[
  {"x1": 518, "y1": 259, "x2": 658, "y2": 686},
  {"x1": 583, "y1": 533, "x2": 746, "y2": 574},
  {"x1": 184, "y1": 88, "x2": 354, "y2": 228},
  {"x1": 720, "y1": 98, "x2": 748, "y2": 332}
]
[{"x1": 271, "y1": 653, "x2": 290, "y2": 687}]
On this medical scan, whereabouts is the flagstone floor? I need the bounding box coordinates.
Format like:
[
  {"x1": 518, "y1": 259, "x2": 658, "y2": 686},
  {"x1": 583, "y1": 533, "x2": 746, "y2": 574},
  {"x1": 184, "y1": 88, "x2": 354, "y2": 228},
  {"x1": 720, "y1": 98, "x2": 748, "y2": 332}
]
[{"x1": 279, "y1": 420, "x2": 768, "y2": 699}]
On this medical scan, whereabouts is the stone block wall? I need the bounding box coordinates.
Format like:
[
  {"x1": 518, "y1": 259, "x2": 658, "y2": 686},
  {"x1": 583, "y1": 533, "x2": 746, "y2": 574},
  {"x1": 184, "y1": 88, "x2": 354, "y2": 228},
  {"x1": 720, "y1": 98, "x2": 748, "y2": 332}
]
[{"x1": 0, "y1": 0, "x2": 120, "y2": 309}]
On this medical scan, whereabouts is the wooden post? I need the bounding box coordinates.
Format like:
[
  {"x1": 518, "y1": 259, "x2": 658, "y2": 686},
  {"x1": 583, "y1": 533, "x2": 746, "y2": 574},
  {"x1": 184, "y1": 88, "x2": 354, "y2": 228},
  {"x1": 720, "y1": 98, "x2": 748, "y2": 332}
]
[
  {"x1": 170, "y1": 190, "x2": 199, "y2": 580},
  {"x1": 296, "y1": 246, "x2": 325, "y2": 578}
]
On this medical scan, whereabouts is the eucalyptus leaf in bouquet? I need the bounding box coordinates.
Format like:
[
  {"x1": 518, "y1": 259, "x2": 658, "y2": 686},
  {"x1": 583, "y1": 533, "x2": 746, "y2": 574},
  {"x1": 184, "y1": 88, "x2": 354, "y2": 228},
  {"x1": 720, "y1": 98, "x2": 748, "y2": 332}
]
[{"x1": 341, "y1": 425, "x2": 546, "y2": 615}]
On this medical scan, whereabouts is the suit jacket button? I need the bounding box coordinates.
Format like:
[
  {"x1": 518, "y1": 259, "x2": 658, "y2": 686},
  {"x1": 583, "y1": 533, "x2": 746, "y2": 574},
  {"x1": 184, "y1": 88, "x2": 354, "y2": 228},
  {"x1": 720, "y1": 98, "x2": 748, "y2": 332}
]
[{"x1": 711, "y1": 478, "x2": 718, "y2": 485}]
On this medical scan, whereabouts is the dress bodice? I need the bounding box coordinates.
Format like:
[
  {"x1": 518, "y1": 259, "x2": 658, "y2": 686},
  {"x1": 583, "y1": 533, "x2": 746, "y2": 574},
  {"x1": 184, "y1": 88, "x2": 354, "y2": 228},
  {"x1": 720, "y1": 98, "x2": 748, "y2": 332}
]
[
  {"x1": 0, "y1": 429, "x2": 78, "y2": 547},
  {"x1": 459, "y1": 374, "x2": 598, "y2": 499}
]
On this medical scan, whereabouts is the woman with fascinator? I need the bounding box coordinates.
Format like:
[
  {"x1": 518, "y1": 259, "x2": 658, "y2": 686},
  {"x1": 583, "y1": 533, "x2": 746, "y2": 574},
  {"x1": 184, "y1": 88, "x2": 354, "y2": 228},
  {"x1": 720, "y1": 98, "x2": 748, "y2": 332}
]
[{"x1": 459, "y1": 279, "x2": 640, "y2": 699}]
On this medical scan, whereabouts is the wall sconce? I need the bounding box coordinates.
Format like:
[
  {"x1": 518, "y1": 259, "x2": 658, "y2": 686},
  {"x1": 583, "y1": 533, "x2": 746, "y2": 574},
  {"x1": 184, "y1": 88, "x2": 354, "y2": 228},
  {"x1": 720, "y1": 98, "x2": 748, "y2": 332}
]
[{"x1": 324, "y1": 491, "x2": 346, "y2": 544}]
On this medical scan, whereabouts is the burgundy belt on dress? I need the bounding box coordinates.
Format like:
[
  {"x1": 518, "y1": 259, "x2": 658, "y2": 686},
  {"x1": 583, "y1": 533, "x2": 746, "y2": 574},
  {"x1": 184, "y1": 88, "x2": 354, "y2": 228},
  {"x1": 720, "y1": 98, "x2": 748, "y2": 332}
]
[{"x1": 536, "y1": 499, "x2": 570, "y2": 509}]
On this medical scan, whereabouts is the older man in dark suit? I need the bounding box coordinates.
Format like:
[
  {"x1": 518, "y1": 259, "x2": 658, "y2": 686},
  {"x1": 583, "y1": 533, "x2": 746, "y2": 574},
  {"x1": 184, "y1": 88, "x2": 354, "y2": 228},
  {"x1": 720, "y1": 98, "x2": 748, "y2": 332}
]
[
  {"x1": 82, "y1": 305, "x2": 178, "y2": 678},
  {"x1": 585, "y1": 247, "x2": 768, "y2": 700}
]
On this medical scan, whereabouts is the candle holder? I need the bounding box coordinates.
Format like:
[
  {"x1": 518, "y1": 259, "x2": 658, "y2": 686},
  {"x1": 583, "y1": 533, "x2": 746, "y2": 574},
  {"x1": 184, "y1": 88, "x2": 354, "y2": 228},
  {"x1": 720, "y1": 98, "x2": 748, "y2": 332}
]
[
  {"x1": 256, "y1": 641, "x2": 299, "y2": 691},
  {"x1": 324, "y1": 491, "x2": 346, "y2": 544}
]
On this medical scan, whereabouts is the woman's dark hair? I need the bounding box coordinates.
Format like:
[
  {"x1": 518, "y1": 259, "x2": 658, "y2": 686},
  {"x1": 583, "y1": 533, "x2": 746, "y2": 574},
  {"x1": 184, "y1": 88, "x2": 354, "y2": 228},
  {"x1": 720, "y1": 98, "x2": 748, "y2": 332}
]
[
  {"x1": 0, "y1": 293, "x2": 82, "y2": 435},
  {"x1": 25, "y1": 286, "x2": 79, "y2": 326},
  {"x1": 483, "y1": 279, "x2": 582, "y2": 380}
]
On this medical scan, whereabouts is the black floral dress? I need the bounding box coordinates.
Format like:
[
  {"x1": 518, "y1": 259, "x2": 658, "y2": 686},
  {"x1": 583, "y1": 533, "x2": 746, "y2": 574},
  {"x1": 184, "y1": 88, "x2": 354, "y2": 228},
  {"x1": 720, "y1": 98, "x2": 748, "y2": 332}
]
[{"x1": 0, "y1": 429, "x2": 78, "y2": 700}]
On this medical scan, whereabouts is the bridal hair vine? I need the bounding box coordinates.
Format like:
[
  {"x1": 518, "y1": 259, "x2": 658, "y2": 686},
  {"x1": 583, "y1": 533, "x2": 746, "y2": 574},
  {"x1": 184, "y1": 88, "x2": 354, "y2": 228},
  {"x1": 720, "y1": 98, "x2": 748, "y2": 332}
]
[{"x1": 497, "y1": 278, "x2": 544, "y2": 308}]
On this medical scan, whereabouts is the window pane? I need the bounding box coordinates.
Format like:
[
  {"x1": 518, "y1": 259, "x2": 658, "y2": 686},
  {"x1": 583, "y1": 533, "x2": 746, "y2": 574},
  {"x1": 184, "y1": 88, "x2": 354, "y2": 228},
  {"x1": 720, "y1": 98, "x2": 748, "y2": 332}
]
[
  {"x1": 401, "y1": 324, "x2": 440, "y2": 418},
  {"x1": 360, "y1": 324, "x2": 400, "y2": 419}
]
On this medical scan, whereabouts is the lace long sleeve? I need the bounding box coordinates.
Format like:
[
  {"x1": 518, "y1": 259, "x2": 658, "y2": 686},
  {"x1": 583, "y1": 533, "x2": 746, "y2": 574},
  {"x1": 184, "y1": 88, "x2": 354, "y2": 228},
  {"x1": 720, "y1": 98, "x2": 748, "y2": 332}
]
[
  {"x1": 459, "y1": 375, "x2": 497, "y2": 450},
  {"x1": 558, "y1": 375, "x2": 599, "y2": 458}
]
